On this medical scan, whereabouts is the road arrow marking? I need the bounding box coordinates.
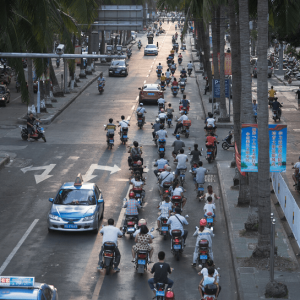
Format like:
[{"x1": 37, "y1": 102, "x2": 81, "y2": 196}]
[
  {"x1": 83, "y1": 164, "x2": 121, "y2": 182},
  {"x1": 21, "y1": 164, "x2": 56, "y2": 184}
]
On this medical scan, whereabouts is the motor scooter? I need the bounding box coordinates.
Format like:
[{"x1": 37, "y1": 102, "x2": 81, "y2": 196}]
[
  {"x1": 222, "y1": 130, "x2": 234, "y2": 150},
  {"x1": 19, "y1": 121, "x2": 46, "y2": 142},
  {"x1": 98, "y1": 82, "x2": 104, "y2": 94},
  {"x1": 171, "y1": 86, "x2": 178, "y2": 97}
]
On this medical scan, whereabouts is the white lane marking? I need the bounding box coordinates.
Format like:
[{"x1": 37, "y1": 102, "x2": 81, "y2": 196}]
[
  {"x1": 149, "y1": 70, "x2": 151, "y2": 72},
  {"x1": 147, "y1": 75, "x2": 149, "y2": 77},
  {"x1": 131, "y1": 105, "x2": 135, "y2": 110},
  {"x1": 21, "y1": 164, "x2": 56, "y2": 184},
  {"x1": 144, "y1": 80, "x2": 146, "y2": 84},
  {"x1": 0, "y1": 219, "x2": 39, "y2": 275},
  {"x1": 127, "y1": 116, "x2": 131, "y2": 120},
  {"x1": 83, "y1": 164, "x2": 121, "y2": 182},
  {"x1": 91, "y1": 186, "x2": 131, "y2": 299},
  {"x1": 11, "y1": 95, "x2": 21, "y2": 103}
]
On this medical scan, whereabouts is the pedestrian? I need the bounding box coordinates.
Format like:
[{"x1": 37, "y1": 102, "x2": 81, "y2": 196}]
[{"x1": 296, "y1": 87, "x2": 300, "y2": 108}]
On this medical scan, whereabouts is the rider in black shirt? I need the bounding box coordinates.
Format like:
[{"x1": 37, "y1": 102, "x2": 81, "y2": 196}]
[
  {"x1": 148, "y1": 251, "x2": 174, "y2": 296},
  {"x1": 27, "y1": 113, "x2": 40, "y2": 141}
]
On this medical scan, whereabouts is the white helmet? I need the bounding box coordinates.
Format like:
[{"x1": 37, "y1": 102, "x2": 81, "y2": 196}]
[
  {"x1": 140, "y1": 103, "x2": 143, "y2": 106},
  {"x1": 156, "y1": 118, "x2": 160, "y2": 123}
]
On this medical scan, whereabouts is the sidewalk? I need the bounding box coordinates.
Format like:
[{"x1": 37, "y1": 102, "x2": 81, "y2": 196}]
[{"x1": 217, "y1": 161, "x2": 300, "y2": 300}]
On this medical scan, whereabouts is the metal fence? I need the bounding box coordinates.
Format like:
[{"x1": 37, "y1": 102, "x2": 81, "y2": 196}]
[{"x1": 271, "y1": 172, "x2": 300, "y2": 247}]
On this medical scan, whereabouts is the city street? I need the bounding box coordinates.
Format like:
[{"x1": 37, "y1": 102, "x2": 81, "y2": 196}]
[{"x1": 0, "y1": 23, "x2": 238, "y2": 299}]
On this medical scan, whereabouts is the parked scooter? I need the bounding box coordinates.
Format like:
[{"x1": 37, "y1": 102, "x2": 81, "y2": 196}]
[
  {"x1": 222, "y1": 130, "x2": 234, "y2": 150},
  {"x1": 19, "y1": 121, "x2": 46, "y2": 142}
]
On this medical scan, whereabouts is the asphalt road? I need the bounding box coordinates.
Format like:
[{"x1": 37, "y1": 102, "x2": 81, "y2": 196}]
[{"x1": 0, "y1": 23, "x2": 237, "y2": 300}]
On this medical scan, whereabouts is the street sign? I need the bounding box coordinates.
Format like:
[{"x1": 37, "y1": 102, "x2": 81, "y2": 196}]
[
  {"x1": 212, "y1": 79, "x2": 230, "y2": 98},
  {"x1": 241, "y1": 124, "x2": 287, "y2": 172}
]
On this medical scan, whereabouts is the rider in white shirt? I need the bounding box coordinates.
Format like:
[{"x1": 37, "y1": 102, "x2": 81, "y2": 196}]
[
  {"x1": 156, "y1": 125, "x2": 168, "y2": 141},
  {"x1": 158, "y1": 108, "x2": 167, "y2": 121},
  {"x1": 157, "y1": 63, "x2": 163, "y2": 70},
  {"x1": 97, "y1": 73, "x2": 105, "y2": 86},
  {"x1": 165, "y1": 69, "x2": 171, "y2": 78},
  {"x1": 187, "y1": 61, "x2": 193, "y2": 70},
  {"x1": 136, "y1": 103, "x2": 146, "y2": 122},
  {"x1": 118, "y1": 115, "x2": 130, "y2": 134},
  {"x1": 173, "y1": 111, "x2": 189, "y2": 135}
]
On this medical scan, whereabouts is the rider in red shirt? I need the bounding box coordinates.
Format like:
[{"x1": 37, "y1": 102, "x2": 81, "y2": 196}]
[
  {"x1": 172, "y1": 78, "x2": 178, "y2": 87},
  {"x1": 206, "y1": 132, "x2": 218, "y2": 158}
]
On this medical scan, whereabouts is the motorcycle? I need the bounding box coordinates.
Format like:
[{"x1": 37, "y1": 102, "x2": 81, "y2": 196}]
[
  {"x1": 180, "y1": 81, "x2": 185, "y2": 93},
  {"x1": 166, "y1": 78, "x2": 171, "y2": 86},
  {"x1": 159, "y1": 217, "x2": 170, "y2": 240},
  {"x1": 120, "y1": 127, "x2": 129, "y2": 145},
  {"x1": 107, "y1": 132, "x2": 115, "y2": 149},
  {"x1": 98, "y1": 82, "x2": 104, "y2": 94},
  {"x1": 178, "y1": 57, "x2": 182, "y2": 65},
  {"x1": 157, "y1": 69, "x2": 162, "y2": 78},
  {"x1": 158, "y1": 139, "x2": 166, "y2": 158},
  {"x1": 188, "y1": 69, "x2": 192, "y2": 76},
  {"x1": 178, "y1": 119, "x2": 191, "y2": 138},
  {"x1": 138, "y1": 43, "x2": 142, "y2": 50},
  {"x1": 196, "y1": 236, "x2": 211, "y2": 267},
  {"x1": 137, "y1": 113, "x2": 144, "y2": 129},
  {"x1": 171, "y1": 195, "x2": 183, "y2": 212},
  {"x1": 167, "y1": 113, "x2": 173, "y2": 128},
  {"x1": 170, "y1": 218, "x2": 187, "y2": 261},
  {"x1": 268, "y1": 96, "x2": 277, "y2": 108},
  {"x1": 206, "y1": 212, "x2": 214, "y2": 232},
  {"x1": 127, "y1": 50, "x2": 132, "y2": 59},
  {"x1": 158, "y1": 102, "x2": 165, "y2": 112},
  {"x1": 203, "y1": 285, "x2": 218, "y2": 300},
  {"x1": 131, "y1": 186, "x2": 145, "y2": 206},
  {"x1": 170, "y1": 67, "x2": 176, "y2": 76},
  {"x1": 222, "y1": 130, "x2": 234, "y2": 150},
  {"x1": 161, "y1": 81, "x2": 166, "y2": 91},
  {"x1": 123, "y1": 215, "x2": 138, "y2": 239},
  {"x1": 197, "y1": 183, "x2": 205, "y2": 199},
  {"x1": 19, "y1": 122, "x2": 46, "y2": 142},
  {"x1": 273, "y1": 107, "x2": 282, "y2": 122},
  {"x1": 171, "y1": 86, "x2": 179, "y2": 97},
  {"x1": 16, "y1": 81, "x2": 20, "y2": 93},
  {"x1": 206, "y1": 143, "x2": 218, "y2": 163},
  {"x1": 102, "y1": 241, "x2": 117, "y2": 275},
  {"x1": 154, "y1": 283, "x2": 175, "y2": 300}
]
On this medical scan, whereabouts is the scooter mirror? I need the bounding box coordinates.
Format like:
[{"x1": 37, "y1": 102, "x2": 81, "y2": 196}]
[
  {"x1": 103, "y1": 125, "x2": 106, "y2": 127},
  {"x1": 123, "y1": 197, "x2": 127, "y2": 201},
  {"x1": 201, "y1": 148, "x2": 204, "y2": 151},
  {"x1": 185, "y1": 215, "x2": 189, "y2": 218},
  {"x1": 138, "y1": 87, "x2": 141, "y2": 90},
  {"x1": 150, "y1": 227, "x2": 154, "y2": 232}
]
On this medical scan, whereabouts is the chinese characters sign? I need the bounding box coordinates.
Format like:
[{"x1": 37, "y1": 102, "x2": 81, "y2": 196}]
[
  {"x1": 211, "y1": 53, "x2": 232, "y2": 75},
  {"x1": 241, "y1": 124, "x2": 287, "y2": 172}
]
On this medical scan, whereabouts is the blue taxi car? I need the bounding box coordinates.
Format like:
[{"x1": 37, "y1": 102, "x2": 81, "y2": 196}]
[
  {"x1": 0, "y1": 276, "x2": 58, "y2": 299},
  {"x1": 47, "y1": 174, "x2": 104, "y2": 233}
]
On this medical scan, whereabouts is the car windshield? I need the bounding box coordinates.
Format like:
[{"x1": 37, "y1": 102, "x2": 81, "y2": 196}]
[
  {"x1": 144, "y1": 85, "x2": 159, "y2": 91},
  {"x1": 0, "y1": 87, "x2": 5, "y2": 94},
  {"x1": 146, "y1": 45, "x2": 156, "y2": 48},
  {"x1": 54, "y1": 189, "x2": 96, "y2": 205},
  {"x1": 111, "y1": 61, "x2": 125, "y2": 66}
]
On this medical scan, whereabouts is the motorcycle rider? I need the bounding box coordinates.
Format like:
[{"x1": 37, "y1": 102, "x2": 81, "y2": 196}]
[
  {"x1": 179, "y1": 94, "x2": 190, "y2": 112},
  {"x1": 173, "y1": 111, "x2": 189, "y2": 135},
  {"x1": 192, "y1": 218, "x2": 214, "y2": 267},
  {"x1": 178, "y1": 53, "x2": 183, "y2": 61},
  {"x1": 200, "y1": 185, "x2": 219, "y2": 203},
  {"x1": 199, "y1": 260, "x2": 221, "y2": 297},
  {"x1": 128, "y1": 141, "x2": 143, "y2": 167},
  {"x1": 138, "y1": 39, "x2": 142, "y2": 48},
  {"x1": 167, "y1": 207, "x2": 188, "y2": 244},
  {"x1": 189, "y1": 144, "x2": 202, "y2": 172},
  {"x1": 118, "y1": 115, "x2": 130, "y2": 135},
  {"x1": 157, "y1": 62, "x2": 163, "y2": 71},
  {"x1": 160, "y1": 73, "x2": 166, "y2": 88},
  {"x1": 156, "y1": 196, "x2": 172, "y2": 230},
  {"x1": 180, "y1": 67, "x2": 187, "y2": 78},
  {"x1": 165, "y1": 68, "x2": 171, "y2": 84},
  {"x1": 171, "y1": 61, "x2": 177, "y2": 74},
  {"x1": 123, "y1": 192, "x2": 141, "y2": 230},
  {"x1": 193, "y1": 161, "x2": 208, "y2": 192},
  {"x1": 134, "y1": 219, "x2": 154, "y2": 238},
  {"x1": 158, "y1": 108, "x2": 167, "y2": 124},
  {"x1": 158, "y1": 166, "x2": 174, "y2": 195},
  {"x1": 198, "y1": 267, "x2": 219, "y2": 299},
  {"x1": 156, "y1": 124, "x2": 168, "y2": 144},
  {"x1": 172, "y1": 180, "x2": 187, "y2": 208},
  {"x1": 206, "y1": 132, "x2": 219, "y2": 159},
  {"x1": 154, "y1": 157, "x2": 169, "y2": 177},
  {"x1": 97, "y1": 72, "x2": 105, "y2": 87},
  {"x1": 187, "y1": 61, "x2": 193, "y2": 73},
  {"x1": 172, "y1": 134, "x2": 185, "y2": 158},
  {"x1": 174, "y1": 148, "x2": 188, "y2": 179},
  {"x1": 204, "y1": 196, "x2": 216, "y2": 220},
  {"x1": 204, "y1": 112, "x2": 217, "y2": 135},
  {"x1": 166, "y1": 103, "x2": 175, "y2": 121},
  {"x1": 271, "y1": 97, "x2": 283, "y2": 118},
  {"x1": 136, "y1": 103, "x2": 146, "y2": 123},
  {"x1": 27, "y1": 113, "x2": 41, "y2": 142},
  {"x1": 252, "y1": 99, "x2": 258, "y2": 112},
  {"x1": 132, "y1": 224, "x2": 153, "y2": 262},
  {"x1": 148, "y1": 251, "x2": 174, "y2": 296},
  {"x1": 152, "y1": 118, "x2": 161, "y2": 140},
  {"x1": 98, "y1": 218, "x2": 123, "y2": 272},
  {"x1": 157, "y1": 97, "x2": 166, "y2": 111},
  {"x1": 268, "y1": 86, "x2": 276, "y2": 102}
]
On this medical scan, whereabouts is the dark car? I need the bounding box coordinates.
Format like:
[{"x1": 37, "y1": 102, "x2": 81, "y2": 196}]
[
  {"x1": 0, "y1": 84, "x2": 10, "y2": 107},
  {"x1": 109, "y1": 59, "x2": 129, "y2": 77}
]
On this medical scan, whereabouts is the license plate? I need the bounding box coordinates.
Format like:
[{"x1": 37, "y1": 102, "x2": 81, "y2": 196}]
[
  {"x1": 40, "y1": 127, "x2": 44, "y2": 131},
  {"x1": 135, "y1": 193, "x2": 140, "y2": 197},
  {"x1": 168, "y1": 119, "x2": 172, "y2": 122},
  {"x1": 173, "y1": 244, "x2": 181, "y2": 249},
  {"x1": 64, "y1": 224, "x2": 78, "y2": 229},
  {"x1": 123, "y1": 135, "x2": 127, "y2": 138},
  {"x1": 138, "y1": 120, "x2": 142, "y2": 122},
  {"x1": 156, "y1": 291, "x2": 165, "y2": 296},
  {"x1": 138, "y1": 259, "x2": 146, "y2": 265},
  {"x1": 207, "y1": 152, "x2": 212, "y2": 154},
  {"x1": 180, "y1": 174, "x2": 185, "y2": 178},
  {"x1": 159, "y1": 148, "x2": 164, "y2": 151},
  {"x1": 207, "y1": 218, "x2": 213, "y2": 223},
  {"x1": 198, "y1": 187, "x2": 204, "y2": 191},
  {"x1": 148, "y1": 93, "x2": 155, "y2": 96},
  {"x1": 161, "y1": 226, "x2": 168, "y2": 231},
  {"x1": 186, "y1": 129, "x2": 189, "y2": 132},
  {"x1": 200, "y1": 255, "x2": 208, "y2": 259},
  {"x1": 127, "y1": 227, "x2": 135, "y2": 232},
  {"x1": 115, "y1": 71, "x2": 120, "y2": 73},
  {"x1": 109, "y1": 140, "x2": 114, "y2": 144}
]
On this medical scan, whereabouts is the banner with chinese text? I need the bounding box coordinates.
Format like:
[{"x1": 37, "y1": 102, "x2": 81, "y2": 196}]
[{"x1": 241, "y1": 124, "x2": 287, "y2": 172}]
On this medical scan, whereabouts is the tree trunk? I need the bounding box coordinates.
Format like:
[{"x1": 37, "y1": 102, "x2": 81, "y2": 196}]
[
  {"x1": 86, "y1": 29, "x2": 92, "y2": 75},
  {"x1": 219, "y1": 6, "x2": 227, "y2": 119},
  {"x1": 27, "y1": 58, "x2": 34, "y2": 110},
  {"x1": 253, "y1": 0, "x2": 271, "y2": 258},
  {"x1": 212, "y1": 9, "x2": 219, "y2": 79},
  {"x1": 278, "y1": 43, "x2": 283, "y2": 74},
  {"x1": 50, "y1": 61, "x2": 62, "y2": 97}
]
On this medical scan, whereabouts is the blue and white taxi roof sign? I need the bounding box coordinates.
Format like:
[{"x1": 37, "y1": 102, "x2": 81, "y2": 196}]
[
  {"x1": 0, "y1": 276, "x2": 35, "y2": 287},
  {"x1": 74, "y1": 173, "x2": 83, "y2": 186}
]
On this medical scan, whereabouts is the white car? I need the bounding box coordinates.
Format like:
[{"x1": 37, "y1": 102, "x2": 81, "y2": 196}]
[
  {"x1": 131, "y1": 31, "x2": 137, "y2": 40},
  {"x1": 144, "y1": 44, "x2": 158, "y2": 56}
]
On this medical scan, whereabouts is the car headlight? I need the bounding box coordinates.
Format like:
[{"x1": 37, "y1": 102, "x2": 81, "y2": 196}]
[
  {"x1": 83, "y1": 215, "x2": 95, "y2": 221},
  {"x1": 49, "y1": 214, "x2": 61, "y2": 221},
  {"x1": 109, "y1": 70, "x2": 113, "y2": 73}
]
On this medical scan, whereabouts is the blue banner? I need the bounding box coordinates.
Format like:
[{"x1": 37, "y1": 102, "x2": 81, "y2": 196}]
[
  {"x1": 212, "y1": 79, "x2": 230, "y2": 98},
  {"x1": 241, "y1": 124, "x2": 287, "y2": 172}
]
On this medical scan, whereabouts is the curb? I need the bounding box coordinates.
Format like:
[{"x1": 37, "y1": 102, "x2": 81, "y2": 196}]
[
  {"x1": 216, "y1": 162, "x2": 244, "y2": 300},
  {"x1": 274, "y1": 74, "x2": 287, "y2": 86},
  {"x1": 0, "y1": 154, "x2": 10, "y2": 170}
]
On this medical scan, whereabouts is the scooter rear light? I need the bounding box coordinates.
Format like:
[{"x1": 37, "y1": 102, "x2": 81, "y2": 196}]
[
  {"x1": 104, "y1": 252, "x2": 113, "y2": 257},
  {"x1": 207, "y1": 212, "x2": 213, "y2": 217},
  {"x1": 163, "y1": 220, "x2": 167, "y2": 224},
  {"x1": 138, "y1": 253, "x2": 147, "y2": 259},
  {"x1": 174, "y1": 238, "x2": 180, "y2": 244},
  {"x1": 127, "y1": 222, "x2": 135, "y2": 225}
]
